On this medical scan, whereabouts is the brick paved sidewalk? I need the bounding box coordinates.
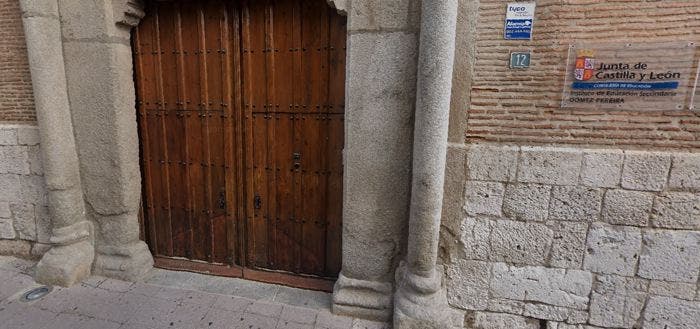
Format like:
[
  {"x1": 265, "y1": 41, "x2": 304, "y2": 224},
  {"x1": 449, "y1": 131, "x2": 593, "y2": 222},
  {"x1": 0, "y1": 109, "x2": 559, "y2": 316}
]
[{"x1": 0, "y1": 256, "x2": 390, "y2": 329}]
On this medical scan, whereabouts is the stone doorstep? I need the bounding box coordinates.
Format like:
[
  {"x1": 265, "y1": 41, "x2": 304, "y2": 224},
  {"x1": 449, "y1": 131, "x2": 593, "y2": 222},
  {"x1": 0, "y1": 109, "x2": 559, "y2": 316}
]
[{"x1": 0, "y1": 256, "x2": 389, "y2": 329}]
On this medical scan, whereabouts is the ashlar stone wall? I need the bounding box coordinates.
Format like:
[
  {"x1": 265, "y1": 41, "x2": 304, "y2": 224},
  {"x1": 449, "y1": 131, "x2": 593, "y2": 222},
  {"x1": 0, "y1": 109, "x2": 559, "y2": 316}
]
[
  {"x1": 442, "y1": 143, "x2": 700, "y2": 329},
  {"x1": 0, "y1": 124, "x2": 48, "y2": 257}
]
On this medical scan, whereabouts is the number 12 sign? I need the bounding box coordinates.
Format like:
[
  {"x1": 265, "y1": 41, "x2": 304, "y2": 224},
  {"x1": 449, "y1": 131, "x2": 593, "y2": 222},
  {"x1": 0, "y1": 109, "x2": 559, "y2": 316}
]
[{"x1": 510, "y1": 52, "x2": 531, "y2": 69}]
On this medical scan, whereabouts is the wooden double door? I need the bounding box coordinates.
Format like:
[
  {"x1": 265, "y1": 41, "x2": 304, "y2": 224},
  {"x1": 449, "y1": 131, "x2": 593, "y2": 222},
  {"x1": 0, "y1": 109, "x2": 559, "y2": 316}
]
[{"x1": 133, "y1": 0, "x2": 346, "y2": 289}]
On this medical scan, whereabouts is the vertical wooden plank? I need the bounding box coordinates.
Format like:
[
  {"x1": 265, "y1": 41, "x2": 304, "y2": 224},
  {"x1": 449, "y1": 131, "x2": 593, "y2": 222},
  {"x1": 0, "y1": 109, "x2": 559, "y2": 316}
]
[
  {"x1": 173, "y1": 2, "x2": 194, "y2": 260},
  {"x1": 196, "y1": 2, "x2": 214, "y2": 262},
  {"x1": 267, "y1": 0, "x2": 295, "y2": 273},
  {"x1": 290, "y1": 0, "x2": 304, "y2": 274},
  {"x1": 325, "y1": 6, "x2": 347, "y2": 276},
  {"x1": 153, "y1": 5, "x2": 175, "y2": 257},
  {"x1": 204, "y1": 1, "x2": 229, "y2": 264},
  {"x1": 243, "y1": 0, "x2": 270, "y2": 268},
  {"x1": 159, "y1": 2, "x2": 189, "y2": 258},
  {"x1": 179, "y1": 0, "x2": 207, "y2": 261},
  {"x1": 263, "y1": 1, "x2": 277, "y2": 270},
  {"x1": 228, "y1": 2, "x2": 246, "y2": 268},
  {"x1": 134, "y1": 9, "x2": 159, "y2": 255},
  {"x1": 298, "y1": 0, "x2": 329, "y2": 276},
  {"x1": 221, "y1": 1, "x2": 237, "y2": 266}
]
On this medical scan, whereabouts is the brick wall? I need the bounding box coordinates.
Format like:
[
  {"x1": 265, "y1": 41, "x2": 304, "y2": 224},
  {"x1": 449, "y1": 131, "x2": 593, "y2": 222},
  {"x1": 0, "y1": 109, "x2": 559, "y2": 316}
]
[
  {"x1": 442, "y1": 143, "x2": 700, "y2": 329},
  {"x1": 0, "y1": 0, "x2": 35, "y2": 122},
  {"x1": 465, "y1": 0, "x2": 700, "y2": 150}
]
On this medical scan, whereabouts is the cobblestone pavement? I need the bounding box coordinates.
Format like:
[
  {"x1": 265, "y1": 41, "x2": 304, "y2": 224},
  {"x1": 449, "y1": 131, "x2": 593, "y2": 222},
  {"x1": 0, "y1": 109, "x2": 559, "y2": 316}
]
[{"x1": 0, "y1": 256, "x2": 390, "y2": 329}]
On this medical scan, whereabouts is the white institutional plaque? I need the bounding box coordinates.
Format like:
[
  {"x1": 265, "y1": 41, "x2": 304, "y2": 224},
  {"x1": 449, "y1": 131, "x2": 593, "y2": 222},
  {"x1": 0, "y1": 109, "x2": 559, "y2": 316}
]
[{"x1": 561, "y1": 42, "x2": 698, "y2": 111}]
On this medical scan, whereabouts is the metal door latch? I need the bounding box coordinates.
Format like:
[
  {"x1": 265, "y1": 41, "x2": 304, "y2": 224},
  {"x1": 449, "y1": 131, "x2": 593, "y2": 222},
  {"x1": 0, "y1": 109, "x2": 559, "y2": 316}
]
[
  {"x1": 254, "y1": 195, "x2": 262, "y2": 209},
  {"x1": 218, "y1": 191, "x2": 226, "y2": 209}
]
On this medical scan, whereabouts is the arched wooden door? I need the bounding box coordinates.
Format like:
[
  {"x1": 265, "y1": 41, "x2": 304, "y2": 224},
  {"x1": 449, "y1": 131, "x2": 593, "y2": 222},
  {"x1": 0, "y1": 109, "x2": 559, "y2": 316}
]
[{"x1": 133, "y1": 0, "x2": 346, "y2": 290}]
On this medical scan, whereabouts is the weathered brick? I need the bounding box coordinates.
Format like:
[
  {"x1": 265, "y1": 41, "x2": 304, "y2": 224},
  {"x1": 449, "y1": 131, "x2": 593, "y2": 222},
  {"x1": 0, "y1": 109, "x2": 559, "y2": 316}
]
[
  {"x1": 446, "y1": 260, "x2": 491, "y2": 311},
  {"x1": 466, "y1": 144, "x2": 519, "y2": 182},
  {"x1": 668, "y1": 153, "x2": 700, "y2": 192},
  {"x1": 490, "y1": 220, "x2": 553, "y2": 265},
  {"x1": 459, "y1": 217, "x2": 492, "y2": 260},
  {"x1": 0, "y1": 146, "x2": 29, "y2": 175},
  {"x1": 648, "y1": 280, "x2": 697, "y2": 301},
  {"x1": 517, "y1": 147, "x2": 581, "y2": 185},
  {"x1": 470, "y1": 311, "x2": 539, "y2": 329},
  {"x1": 580, "y1": 149, "x2": 623, "y2": 188},
  {"x1": 549, "y1": 186, "x2": 602, "y2": 222},
  {"x1": 601, "y1": 189, "x2": 653, "y2": 227},
  {"x1": 490, "y1": 263, "x2": 592, "y2": 310},
  {"x1": 650, "y1": 192, "x2": 700, "y2": 230},
  {"x1": 0, "y1": 217, "x2": 15, "y2": 239},
  {"x1": 0, "y1": 128, "x2": 17, "y2": 145},
  {"x1": 0, "y1": 174, "x2": 21, "y2": 202},
  {"x1": 10, "y1": 203, "x2": 35, "y2": 241},
  {"x1": 16, "y1": 126, "x2": 40, "y2": 146},
  {"x1": 589, "y1": 275, "x2": 648, "y2": 328},
  {"x1": 503, "y1": 183, "x2": 551, "y2": 221},
  {"x1": 547, "y1": 221, "x2": 588, "y2": 269},
  {"x1": 464, "y1": 181, "x2": 504, "y2": 216},
  {"x1": 642, "y1": 296, "x2": 700, "y2": 329},
  {"x1": 0, "y1": 201, "x2": 10, "y2": 218},
  {"x1": 638, "y1": 230, "x2": 700, "y2": 283},
  {"x1": 620, "y1": 151, "x2": 671, "y2": 192},
  {"x1": 583, "y1": 223, "x2": 641, "y2": 276}
]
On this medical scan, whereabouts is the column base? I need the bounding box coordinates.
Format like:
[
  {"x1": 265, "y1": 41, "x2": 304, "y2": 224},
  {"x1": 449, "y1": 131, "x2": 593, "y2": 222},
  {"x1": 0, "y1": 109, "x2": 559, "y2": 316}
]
[
  {"x1": 93, "y1": 241, "x2": 153, "y2": 281},
  {"x1": 332, "y1": 272, "x2": 394, "y2": 322},
  {"x1": 393, "y1": 263, "x2": 463, "y2": 329},
  {"x1": 35, "y1": 240, "x2": 94, "y2": 287}
]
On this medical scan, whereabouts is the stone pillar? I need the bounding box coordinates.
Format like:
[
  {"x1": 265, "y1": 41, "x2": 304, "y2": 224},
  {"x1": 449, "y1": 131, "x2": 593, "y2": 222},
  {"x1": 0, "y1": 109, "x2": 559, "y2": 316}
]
[
  {"x1": 394, "y1": 1, "x2": 460, "y2": 328},
  {"x1": 332, "y1": 0, "x2": 421, "y2": 322},
  {"x1": 19, "y1": 0, "x2": 94, "y2": 287},
  {"x1": 57, "y1": 0, "x2": 153, "y2": 281}
]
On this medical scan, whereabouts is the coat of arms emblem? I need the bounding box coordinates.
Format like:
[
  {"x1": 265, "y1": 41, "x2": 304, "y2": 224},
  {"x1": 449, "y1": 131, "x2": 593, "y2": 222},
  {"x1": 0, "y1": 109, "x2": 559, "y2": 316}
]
[{"x1": 574, "y1": 49, "x2": 595, "y2": 81}]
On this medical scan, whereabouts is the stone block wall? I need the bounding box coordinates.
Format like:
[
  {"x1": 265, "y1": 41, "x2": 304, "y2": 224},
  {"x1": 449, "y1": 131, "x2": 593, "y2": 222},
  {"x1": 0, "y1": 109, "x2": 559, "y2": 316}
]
[
  {"x1": 0, "y1": 0, "x2": 35, "y2": 122},
  {"x1": 443, "y1": 143, "x2": 700, "y2": 329},
  {"x1": 0, "y1": 124, "x2": 48, "y2": 257}
]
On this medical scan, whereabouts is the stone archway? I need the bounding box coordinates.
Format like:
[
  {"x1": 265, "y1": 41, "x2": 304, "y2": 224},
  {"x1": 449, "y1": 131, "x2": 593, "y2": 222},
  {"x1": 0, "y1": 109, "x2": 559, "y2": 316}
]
[{"x1": 21, "y1": 0, "x2": 460, "y2": 327}]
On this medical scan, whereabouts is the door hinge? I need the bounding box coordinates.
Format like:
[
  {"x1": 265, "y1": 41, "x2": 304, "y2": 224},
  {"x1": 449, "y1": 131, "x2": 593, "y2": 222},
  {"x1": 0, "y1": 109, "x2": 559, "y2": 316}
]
[{"x1": 254, "y1": 195, "x2": 262, "y2": 209}]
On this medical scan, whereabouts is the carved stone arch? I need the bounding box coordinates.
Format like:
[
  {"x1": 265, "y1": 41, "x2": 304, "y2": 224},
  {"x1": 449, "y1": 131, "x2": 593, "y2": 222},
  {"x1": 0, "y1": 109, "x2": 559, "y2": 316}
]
[
  {"x1": 114, "y1": 0, "x2": 146, "y2": 29},
  {"x1": 326, "y1": 0, "x2": 349, "y2": 16}
]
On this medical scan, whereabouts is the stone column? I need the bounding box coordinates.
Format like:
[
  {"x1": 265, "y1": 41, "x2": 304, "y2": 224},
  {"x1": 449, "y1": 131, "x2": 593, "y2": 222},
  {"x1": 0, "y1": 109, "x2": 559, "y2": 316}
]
[
  {"x1": 394, "y1": 1, "x2": 460, "y2": 328},
  {"x1": 331, "y1": 0, "x2": 421, "y2": 322},
  {"x1": 19, "y1": 0, "x2": 94, "y2": 287},
  {"x1": 57, "y1": 0, "x2": 153, "y2": 281}
]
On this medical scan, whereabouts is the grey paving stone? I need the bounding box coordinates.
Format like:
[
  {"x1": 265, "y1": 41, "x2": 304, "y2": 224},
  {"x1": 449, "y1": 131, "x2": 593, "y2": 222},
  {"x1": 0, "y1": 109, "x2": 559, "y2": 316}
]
[
  {"x1": 144, "y1": 268, "x2": 200, "y2": 288},
  {"x1": 98, "y1": 278, "x2": 134, "y2": 293},
  {"x1": 274, "y1": 285, "x2": 332, "y2": 309},
  {"x1": 0, "y1": 304, "x2": 57, "y2": 329},
  {"x1": 163, "y1": 301, "x2": 211, "y2": 328},
  {"x1": 201, "y1": 276, "x2": 279, "y2": 301},
  {"x1": 212, "y1": 294, "x2": 255, "y2": 312},
  {"x1": 198, "y1": 309, "x2": 246, "y2": 329},
  {"x1": 156, "y1": 286, "x2": 218, "y2": 307},
  {"x1": 350, "y1": 318, "x2": 391, "y2": 329},
  {"x1": 124, "y1": 294, "x2": 180, "y2": 328},
  {"x1": 51, "y1": 313, "x2": 121, "y2": 329},
  {"x1": 247, "y1": 299, "x2": 285, "y2": 318},
  {"x1": 235, "y1": 312, "x2": 280, "y2": 329},
  {"x1": 315, "y1": 309, "x2": 354, "y2": 329},
  {"x1": 280, "y1": 305, "x2": 320, "y2": 324},
  {"x1": 278, "y1": 321, "x2": 315, "y2": 329}
]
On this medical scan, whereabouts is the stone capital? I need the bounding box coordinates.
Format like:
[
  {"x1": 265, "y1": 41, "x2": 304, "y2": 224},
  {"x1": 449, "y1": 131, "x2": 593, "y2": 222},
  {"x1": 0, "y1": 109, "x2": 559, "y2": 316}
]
[{"x1": 113, "y1": 0, "x2": 145, "y2": 29}]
